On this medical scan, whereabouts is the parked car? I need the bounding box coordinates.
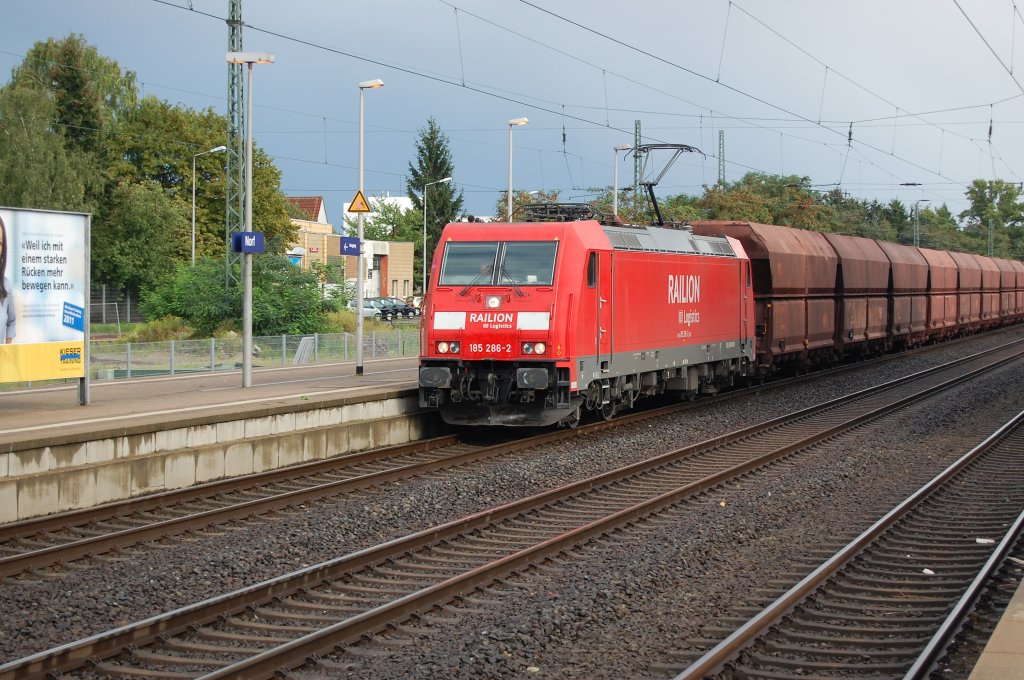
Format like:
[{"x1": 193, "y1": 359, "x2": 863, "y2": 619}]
[
  {"x1": 366, "y1": 298, "x2": 398, "y2": 320},
  {"x1": 384, "y1": 296, "x2": 419, "y2": 317},
  {"x1": 345, "y1": 300, "x2": 386, "y2": 319},
  {"x1": 370, "y1": 297, "x2": 416, "y2": 318}
]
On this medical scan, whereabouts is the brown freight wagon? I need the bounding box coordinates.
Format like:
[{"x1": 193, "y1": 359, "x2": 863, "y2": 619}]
[
  {"x1": 875, "y1": 240, "x2": 929, "y2": 349},
  {"x1": 973, "y1": 253, "x2": 1002, "y2": 329},
  {"x1": 993, "y1": 258, "x2": 1018, "y2": 323},
  {"x1": 823, "y1": 233, "x2": 890, "y2": 355},
  {"x1": 948, "y1": 250, "x2": 983, "y2": 330},
  {"x1": 690, "y1": 221, "x2": 837, "y2": 372},
  {"x1": 1012, "y1": 260, "x2": 1024, "y2": 322},
  {"x1": 918, "y1": 248, "x2": 959, "y2": 339}
]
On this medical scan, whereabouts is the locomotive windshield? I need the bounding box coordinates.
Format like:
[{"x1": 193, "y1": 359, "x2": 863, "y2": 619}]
[{"x1": 438, "y1": 241, "x2": 557, "y2": 286}]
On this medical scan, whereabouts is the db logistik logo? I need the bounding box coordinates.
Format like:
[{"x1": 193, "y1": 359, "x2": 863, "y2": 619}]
[{"x1": 59, "y1": 346, "x2": 83, "y2": 364}]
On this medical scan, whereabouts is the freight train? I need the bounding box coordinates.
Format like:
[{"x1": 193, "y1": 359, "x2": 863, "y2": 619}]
[{"x1": 418, "y1": 215, "x2": 1024, "y2": 427}]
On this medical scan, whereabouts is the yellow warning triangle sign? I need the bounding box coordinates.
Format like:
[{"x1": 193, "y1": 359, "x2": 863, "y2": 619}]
[{"x1": 347, "y1": 190, "x2": 371, "y2": 213}]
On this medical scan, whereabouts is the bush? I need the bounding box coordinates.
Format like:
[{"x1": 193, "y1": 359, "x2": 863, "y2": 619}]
[
  {"x1": 141, "y1": 256, "x2": 332, "y2": 337},
  {"x1": 123, "y1": 316, "x2": 193, "y2": 342}
]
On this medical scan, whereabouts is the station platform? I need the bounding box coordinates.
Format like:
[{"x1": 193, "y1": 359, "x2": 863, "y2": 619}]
[
  {"x1": 0, "y1": 357, "x2": 436, "y2": 523},
  {"x1": 969, "y1": 573, "x2": 1024, "y2": 679},
  {"x1": 0, "y1": 356, "x2": 421, "y2": 448}
]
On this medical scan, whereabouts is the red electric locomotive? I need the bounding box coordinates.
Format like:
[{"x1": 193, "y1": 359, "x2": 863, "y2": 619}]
[{"x1": 418, "y1": 218, "x2": 755, "y2": 427}]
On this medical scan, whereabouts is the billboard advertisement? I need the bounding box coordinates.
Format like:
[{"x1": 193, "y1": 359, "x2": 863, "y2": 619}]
[{"x1": 0, "y1": 207, "x2": 90, "y2": 384}]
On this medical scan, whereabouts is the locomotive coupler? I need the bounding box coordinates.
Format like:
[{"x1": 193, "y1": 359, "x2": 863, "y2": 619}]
[{"x1": 484, "y1": 372, "x2": 500, "y2": 404}]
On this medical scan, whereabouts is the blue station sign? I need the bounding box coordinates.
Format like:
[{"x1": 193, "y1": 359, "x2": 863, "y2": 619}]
[
  {"x1": 232, "y1": 231, "x2": 265, "y2": 254},
  {"x1": 340, "y1": 236, "x2": 360, "y2": 256}
]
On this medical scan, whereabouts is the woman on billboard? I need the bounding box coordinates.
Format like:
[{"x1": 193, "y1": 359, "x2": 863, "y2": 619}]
[{"x1": 0, "y1": 215, "x2": 15, "y2": 343}]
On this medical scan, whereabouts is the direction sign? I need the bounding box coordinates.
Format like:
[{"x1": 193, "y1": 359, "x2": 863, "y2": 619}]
[{"x1": 340, "y1": 236, "x2": 360, "y2": 256}]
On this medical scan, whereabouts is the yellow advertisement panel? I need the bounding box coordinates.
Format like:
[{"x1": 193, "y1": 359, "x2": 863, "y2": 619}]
[
  {"x1": 0, "y1": 207, "x2": 89, "y2": 383},
  {"x1": 0, "y1": 341, "x2": 85, "y2": 382}
]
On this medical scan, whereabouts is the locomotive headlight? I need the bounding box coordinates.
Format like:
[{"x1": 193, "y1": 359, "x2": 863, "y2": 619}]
[
  {"x1": 522, "y1": 342, "x2": 533, "y2": 354},
  {"x1": 485, "y1": 295, "x2": 502, "y2": 309},
  {"x1": 449, "y1": 341, "x2": 460, "y2": 354},
  {"x1": 437, "y1": 341, "x2": 450, "y2": 354},
  {"x1": 533, "y1": 342, "x2": 546, "y2": 355}
]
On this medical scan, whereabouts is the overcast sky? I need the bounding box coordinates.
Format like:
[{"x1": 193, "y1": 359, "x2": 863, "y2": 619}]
[{"x1": 4, "y1": 0, "x2": 1023, "y2": 224}]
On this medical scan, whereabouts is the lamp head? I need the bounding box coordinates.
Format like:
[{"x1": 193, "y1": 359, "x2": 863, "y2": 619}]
[
  {"x1": 508, "y1": 117, "x2": 529, "y2": 126},
  {"x1": 359, "y1": 78, "x2": 384, "y2": 89},
  {"x1": 226, "y1": 51, "x2": 275, "y2": 64},
  {"x1": 210, "y1": 145, "x2": 227, "y2": 153},
  {"x1": 614, "y1": 144, "x2": 632, "y2": 151}
]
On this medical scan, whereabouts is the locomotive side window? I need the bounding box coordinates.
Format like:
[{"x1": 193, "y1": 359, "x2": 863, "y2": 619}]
[
  {"x1": 438, "y1": 242, "x2": 499, "y2": 285},
  {"x1": 501, "y1": 242, "x2": 558, "y2": 285},
  {"x1": 587, "y1": 252, "x2": 597, "y2": 288}
]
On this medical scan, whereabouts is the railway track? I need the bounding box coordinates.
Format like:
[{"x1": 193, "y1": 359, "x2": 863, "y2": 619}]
[
  {"x1": 1, "y1": 332, "x2": 1013, "y2": 581},
  {"x1": 672, "y1": 409, "x2": 1024, "y2": 680},
  {"x1": 3, "y1": 340, "x2": 1021, "y2": 679}
]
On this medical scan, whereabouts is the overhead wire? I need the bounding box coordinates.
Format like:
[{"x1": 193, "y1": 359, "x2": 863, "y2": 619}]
[{"x1": 515, "y1": 0, "x2": 973, "y2": 192}]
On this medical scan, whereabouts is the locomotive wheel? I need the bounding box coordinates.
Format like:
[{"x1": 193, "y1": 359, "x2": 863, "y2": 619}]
[
  {"x1": 599, "y1": 401, "x2": 616, "y2": 421},
  {"x1": 560, "y1": 404, "x2": 582, "y2": 429}
]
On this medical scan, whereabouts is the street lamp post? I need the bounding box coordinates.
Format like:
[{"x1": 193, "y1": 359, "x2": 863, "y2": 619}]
[
  {"x1": 191, "y1": 145, "x2": 227, "y2": 265},
  {"x1": 612, "y1": 144, "x2": 631, "y2": 222},
  {"x1": 226, "y1": 51, "x2": 275, "y2": 388},
  {"x1": 507, "y1": 117, "x2": 528, "y2": 221},
  {"x1": 356, "y1": 78, "x2": 384, "y2": 377},
  {"x1": 422, "y1": 177, "x2": 452, "y2": 294}
]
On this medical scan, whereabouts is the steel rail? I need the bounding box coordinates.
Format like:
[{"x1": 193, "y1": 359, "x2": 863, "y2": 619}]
[
  {"x1": 673, "y1": 410, "x2": 1024, "y2": 680},
  {"x1": 3, "y1": 342, "x2": 1020, "y2": 679}
]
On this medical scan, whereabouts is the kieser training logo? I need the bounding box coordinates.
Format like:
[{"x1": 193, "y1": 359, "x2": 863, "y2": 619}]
[{"x1": 59, "y1": 346, "x2": 83, "y2": 364}]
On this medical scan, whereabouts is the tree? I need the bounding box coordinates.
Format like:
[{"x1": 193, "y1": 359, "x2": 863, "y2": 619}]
[
  {"x1": 92, "y1": 180, "x2": 187, "y2": 291},
  {"x1": 0, "y1": 85, "x2": 93, "y2": 211},
  {"x1": 960, "y1": 179, "x2": 1024, "y2": 228},
  {"x1": 493, "y1": 189, "x2": 561, "y2": 222},
  {"x1": 406, "y1": 118, "x2": 464, "y2": 255},
  {"x1": 12, "y1": 34, "x2": 138, "y2": 131}
]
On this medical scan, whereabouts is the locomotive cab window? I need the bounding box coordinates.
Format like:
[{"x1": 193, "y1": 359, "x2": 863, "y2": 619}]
[
  {"x1": 438, "y1": 240, "x2": 557, "y2": 286},
  {"x1": 438, "y1": 242, "x2": 499, "y2": 285},
  {"x1": 501, "y1": 242, "x2": 557, "y2": 285},
  {"x1": 586, "y1": 252, "x2": 597, "y2": 288}
]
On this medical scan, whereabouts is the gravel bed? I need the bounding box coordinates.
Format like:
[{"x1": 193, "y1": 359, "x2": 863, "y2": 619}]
[{"x1": 1, "y1": 327, "x2": 1022, "y2": 672}]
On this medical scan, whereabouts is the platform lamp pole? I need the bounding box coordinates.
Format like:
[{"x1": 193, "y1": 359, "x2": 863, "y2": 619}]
[
  {"x1": 507, "y1": 117, "x2": 528, "y2": 221},
  {"x1": 422, "y1": 177, "x2": 451, "y2": 294},
  {"x1": 356, "y1": 78, "x2": 384, "y2": 376},
  {"x1": 226, "y1": 51, "x2": 275, "y2": 388}
]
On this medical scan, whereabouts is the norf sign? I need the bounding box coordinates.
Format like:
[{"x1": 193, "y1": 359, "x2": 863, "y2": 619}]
[{"x1": 232, "y1": 231, "x2": 265, "y2": 254}]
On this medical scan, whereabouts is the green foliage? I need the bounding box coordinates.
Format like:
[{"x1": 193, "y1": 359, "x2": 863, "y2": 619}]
[
  {"x1": 494, "y1": 189, "x2": 562, "y2": 222},
  {"x1": 93, "y1": 180, "x2": 188, "y2": 290},
  {"x1": 959, "y1": 179, "x2": 1024, "y2": 229},
  {"x1": 406, "y1": 118, "x2": 464, "y2": 286},
  {"x1": 124, "y1": 316, "x2": 193, "y2": 342},
  {"x1": 140, "y1": 260, "x2": 234, "y2": 337},
  {"x1": 140, "y1": 256, "x2": 331, "y2": 337},
  {"x1": 0, "y1": 86, "x2": 94, "y2": 211},
  {"x1": 0, "y1": 34, "x2": 298, "y2": 298}
]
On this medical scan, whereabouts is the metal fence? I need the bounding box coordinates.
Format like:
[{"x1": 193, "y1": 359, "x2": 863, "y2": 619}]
[{"x1": 89, "y1": 329, "x2": 421, "y2": 380}]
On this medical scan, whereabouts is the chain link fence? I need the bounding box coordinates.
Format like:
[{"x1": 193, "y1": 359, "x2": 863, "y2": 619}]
[{"x1": 88, "y1": 329, "x2": 420, "y2": 380}]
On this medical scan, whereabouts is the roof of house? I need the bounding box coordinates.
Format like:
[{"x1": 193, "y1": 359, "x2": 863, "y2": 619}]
[{"x1": 287, "y1": 196, "x2": 327, "y2": 223}]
